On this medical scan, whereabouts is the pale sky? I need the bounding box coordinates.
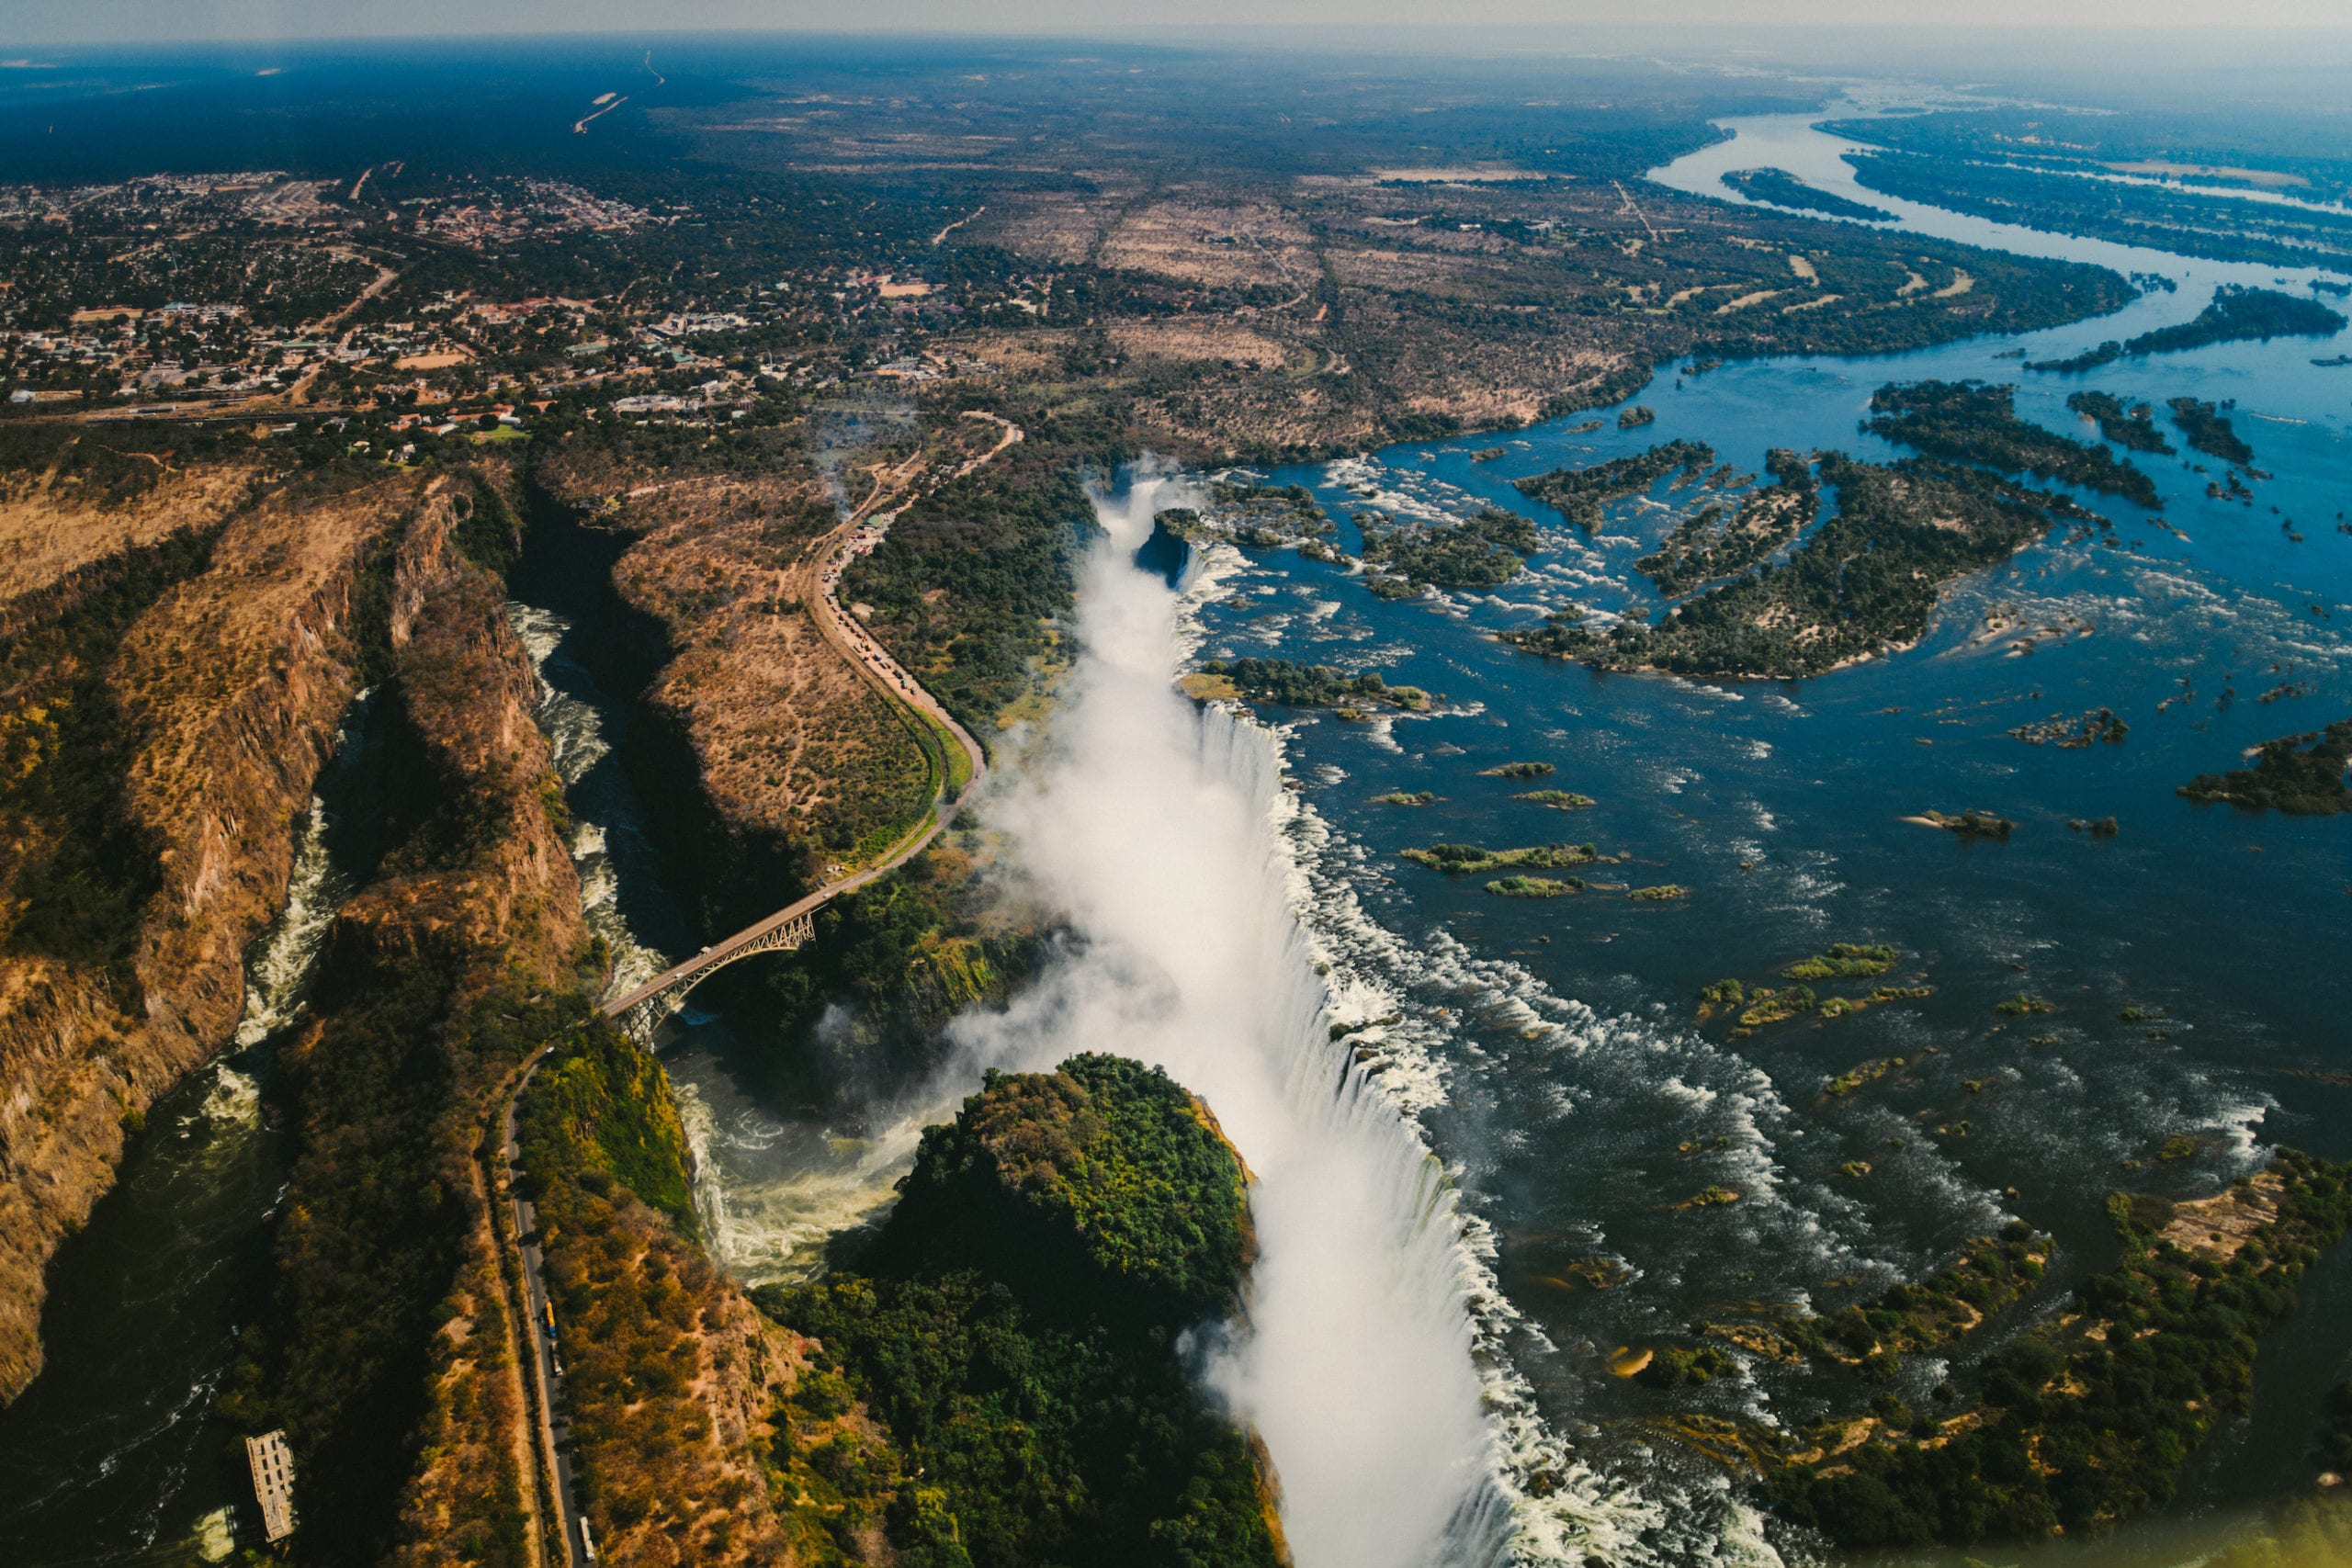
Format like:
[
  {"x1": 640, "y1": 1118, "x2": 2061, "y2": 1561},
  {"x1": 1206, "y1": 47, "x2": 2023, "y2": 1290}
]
[{"x1": 3, "y1": 0, "x2": 2348, "y2": 46}]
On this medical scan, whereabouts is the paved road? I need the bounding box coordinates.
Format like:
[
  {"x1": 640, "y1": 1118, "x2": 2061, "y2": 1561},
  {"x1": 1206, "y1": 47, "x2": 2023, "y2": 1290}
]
[
  {"x1": 491, "y1": 414, "x2": 1020, "y2": 1564},
  {"x1": 599, "y1": 417, "x2": 1011, "y2": 1022},
  {"x1": 500, "y1": 1047, "x2": 587, "y2": 1566}
]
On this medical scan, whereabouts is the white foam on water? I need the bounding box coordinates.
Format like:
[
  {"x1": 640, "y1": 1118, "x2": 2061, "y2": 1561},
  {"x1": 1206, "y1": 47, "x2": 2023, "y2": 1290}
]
[{"x1": 233, "y1": 796, "x2": 345, "y2": 1048}]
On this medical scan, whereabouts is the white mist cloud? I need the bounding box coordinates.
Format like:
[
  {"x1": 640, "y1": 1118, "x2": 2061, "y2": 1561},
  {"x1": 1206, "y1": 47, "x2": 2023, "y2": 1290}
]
[{"x1": 946, "y1": 468, "x2": 1501, "y2": 1567}]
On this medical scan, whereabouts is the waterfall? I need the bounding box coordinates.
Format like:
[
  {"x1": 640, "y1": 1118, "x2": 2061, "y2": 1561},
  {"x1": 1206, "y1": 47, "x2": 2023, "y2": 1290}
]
[{"x1": 944, "y1": 470, "x2": 1515, "y2": 1565}]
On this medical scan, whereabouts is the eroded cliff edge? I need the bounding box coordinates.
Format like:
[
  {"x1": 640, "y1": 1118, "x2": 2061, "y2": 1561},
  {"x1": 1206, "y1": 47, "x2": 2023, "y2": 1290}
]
[{"x1": 0, "y1": 455, "x2": 495, "y2": 1401}]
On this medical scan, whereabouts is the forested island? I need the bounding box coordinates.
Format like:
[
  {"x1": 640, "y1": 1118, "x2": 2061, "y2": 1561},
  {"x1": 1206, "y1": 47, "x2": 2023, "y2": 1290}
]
[
  {"x1": 2177, "y1": 719, "x2": 2352, "y2": 814},
  {"x1": 1863, "y1": 380, "x2": 2161, "y2": 507},
  {"x1": 1186, "y1": 657, "x2": 1430, "y2": 711},
  {"x1": 1721, "y1": 167, "x2": 1895, "y2": 222},
  {"x1": 2167, "y1": 397, "x2": 2256, "y2": 466},
  {"x1": 1637, "y1": 450, "x2": 1820, "y2": 596},
  {"x1": 1772, "y1": 1152, "x2": 2352, "y2": 1549},
  {"x1": 2029, "y1": 287, "x2": 2346, "y2": 373},
  {"x1": 1358, "y1": 506, "x2": 1536, "y2": 595},
  {"x1": 758, "y1": 1055, "x2": 1283, "y2": 1568},
  {"x1": 2125, "y1": 284, "x2": 2344, "y2": 354},
  {"x1": 1506, "y1": 455, "x2": 2095, "y2": 679},
  {"x1": 1514, "y1": 439, "x2": 1716, "y2": 532},
  {"x1": 1839, "y1": 143, "x2": 2352, "y2": 268},
  {"x1": 2065, "y1": 390, "x2": 2174, "y2": 454}
]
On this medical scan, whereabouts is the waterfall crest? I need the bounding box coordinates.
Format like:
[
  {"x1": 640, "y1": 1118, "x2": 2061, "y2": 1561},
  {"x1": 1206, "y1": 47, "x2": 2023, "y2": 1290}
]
[{"x1": 945, "y1": 471, "x2": 1510, "y2": 1566}]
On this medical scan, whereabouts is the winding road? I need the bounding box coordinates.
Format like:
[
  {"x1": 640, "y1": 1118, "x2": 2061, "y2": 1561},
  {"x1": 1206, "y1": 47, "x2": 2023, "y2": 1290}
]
[{"x1": 487, "y1": 410, "x2": 1017, "y2": 1565}]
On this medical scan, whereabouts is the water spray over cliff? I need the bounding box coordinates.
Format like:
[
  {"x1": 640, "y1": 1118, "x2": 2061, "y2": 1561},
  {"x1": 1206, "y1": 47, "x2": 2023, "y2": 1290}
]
[{"x1": 947, "y1": 471, "x2": 1509, "y2": 1566}]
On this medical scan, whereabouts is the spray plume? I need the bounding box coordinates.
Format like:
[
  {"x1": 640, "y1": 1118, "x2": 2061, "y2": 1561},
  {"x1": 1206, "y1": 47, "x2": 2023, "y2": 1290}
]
[{"x1": 949, "y1": 468, "x2": 1508, "y2": 1566}]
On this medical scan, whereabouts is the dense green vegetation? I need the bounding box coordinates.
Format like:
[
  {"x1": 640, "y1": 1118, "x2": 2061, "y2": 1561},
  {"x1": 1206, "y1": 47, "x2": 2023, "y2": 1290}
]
[
  {"x1": 758, "y1": 1055, "x2": 1281, "y2": 1568},
  {"x1": 0, "y1": 526, "x2": 219, "y2": 972},
  {"x1": 2168, "y1": 397, "x2": 2256, "y2": 466},
  {"x1": 1820, "y1": 106, "x2": 2352, "y2": 208},
  {"x1": 1357, "y1": 506, "x2": 1536, "y2": 595},
  {"x1": 516, "y1": 1019, "x2": 801, "y2": 1560},
  {"x1": 2178, "y1": 719, "x2": 2352, "y2": 814},
  {"x1": 1196, "y1": 657, "x2": 1427, "y2": 710},
  {"x1": 2124, "y1": 286, "x2": 2345, "y2": 355},
  {"x1": 1864, "y1": 380, "x2": 2160, "y2": 507},
  {"x1": 1772, "y1": 1225, "x2": 2051, "y2": 1370},
  {"x1": 1514, "y1": 439, "x2": 1715, "y2": 532},
  {"x1": 519, "y1": 1018, "x2": 698, "y2": 1232},
  {"x1": 1720, "y1": 167, "x2": 1894, "y2": 222},
  {"x1": 1773, "y1": 1152, "x2": 2352, "y2": 1548},
  {"x1": 2031, "y1": 288, "x2": 2345, "y2": 376},
  {"x1": 1781, "y1": 943, "x2": 1896, "y2": 981},
  {"x1": 1510, "y1": 456, "x2": 2087, "y2": 679},
  {"x1": 1844, "y1": 148, "x2": 2352, "y2": 269},
  {"x1": 1402, "y1": 841, "x2": 1607, "y2": 874},
  {"x1": 1516, "y1": 789, "x2": 1596, "y2": 809},
  {"x1": 1486, "y1": 874, "x2": 1582, "y2": 897},
  {"x1": 722, "y1": 847, "x2": 1035, "y2": 1109},
  {"x1": 2065, "y1": 390, "x2": 2174, "y2": 454},
  {"x1": 842, "y1": 435, "x2": 1096, "y2": 737},
  {"x1": 1638, "y1": 449, "x2": 1819, "y2": 596},
  {"x1": 1925, "y1": 808, "x2": 2017, "y2": 840}
]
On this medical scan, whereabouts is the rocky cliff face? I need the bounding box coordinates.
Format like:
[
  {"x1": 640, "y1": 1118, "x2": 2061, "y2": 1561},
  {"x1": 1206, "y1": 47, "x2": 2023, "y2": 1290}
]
[
  {"x1": 532, "y1": 452, "x2": 929, "y2": 922},
  {"x1": 0, "y1": 469, "x2": 442, "y2": 1402},
  {"x1": 283, "y1": 553, "x2": 586, "y2": 1567},
  {"x1": 0, "y1": 468, "x2": 522, "y2": 1404}
]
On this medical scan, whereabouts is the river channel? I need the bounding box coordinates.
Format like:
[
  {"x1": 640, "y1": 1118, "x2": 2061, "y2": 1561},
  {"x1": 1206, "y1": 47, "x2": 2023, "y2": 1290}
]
[{"x1": 3, "y1": 98, "x2": 2346, "y2": 1568}]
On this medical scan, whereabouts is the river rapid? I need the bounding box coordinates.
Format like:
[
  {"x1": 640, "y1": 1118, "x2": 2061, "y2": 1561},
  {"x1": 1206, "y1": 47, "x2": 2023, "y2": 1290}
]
[
  {"x1": 6, "y1": 98, "x2": 2348, "y2": 1568},
  {"x1": 1181, "y1": 106, "x2": 2352, "y2": 1564},
  {"x1": 0, "y1": 699, "x2": 387, "y2": 1566}
]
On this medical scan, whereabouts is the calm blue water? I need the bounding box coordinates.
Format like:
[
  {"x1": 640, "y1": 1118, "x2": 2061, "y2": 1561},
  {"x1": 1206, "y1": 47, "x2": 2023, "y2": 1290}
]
[{"x1": 1187, "y1": 112, "x2": 2352, "y2": 1532}]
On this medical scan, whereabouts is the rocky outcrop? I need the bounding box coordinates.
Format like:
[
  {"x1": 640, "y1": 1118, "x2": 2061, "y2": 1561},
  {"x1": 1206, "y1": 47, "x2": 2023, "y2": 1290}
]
[{"x1": 0, "y1": 436, "x2": 258, "y2": 625}]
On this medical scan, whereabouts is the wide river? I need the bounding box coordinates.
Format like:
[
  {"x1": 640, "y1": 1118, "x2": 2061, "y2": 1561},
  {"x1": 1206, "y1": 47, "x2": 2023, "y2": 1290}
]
[
  {"x1": 1188, "y1": 105, "x2": 2352, "y2": 1563},
  {"x1": 3, "y1": 100, "x2": 2346, "y2": 1568}
]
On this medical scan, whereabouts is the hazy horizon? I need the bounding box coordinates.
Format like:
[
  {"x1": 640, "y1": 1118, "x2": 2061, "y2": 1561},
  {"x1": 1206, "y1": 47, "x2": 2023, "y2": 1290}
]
[{"x1": 5, "y1": 1, "x2": 2352, "y2": 49}]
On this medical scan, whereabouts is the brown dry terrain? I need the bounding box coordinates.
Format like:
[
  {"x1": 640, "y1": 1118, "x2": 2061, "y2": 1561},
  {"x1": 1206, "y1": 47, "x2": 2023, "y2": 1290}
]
[
  {"x1": 936, "y1": 178, "x2": 2128, "y2": 459},
  {"x1": 536, "y1": 452, "x2": 932, "y2": 880},
  {"x1": 0, "y1": 449, "x2": 258, "y2": 622},
  {"x1": 0, "y1": 466, "x2": 425, "y2": 1401}
]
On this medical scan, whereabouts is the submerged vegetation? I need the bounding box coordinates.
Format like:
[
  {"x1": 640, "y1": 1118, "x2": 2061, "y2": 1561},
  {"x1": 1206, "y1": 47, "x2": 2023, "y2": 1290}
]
[{"x1": 2010, "y1": 707, "x2": 2129, "y2": 747}]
